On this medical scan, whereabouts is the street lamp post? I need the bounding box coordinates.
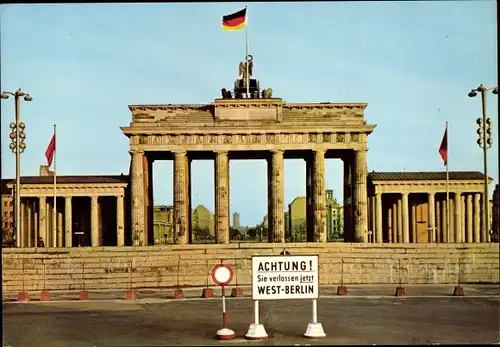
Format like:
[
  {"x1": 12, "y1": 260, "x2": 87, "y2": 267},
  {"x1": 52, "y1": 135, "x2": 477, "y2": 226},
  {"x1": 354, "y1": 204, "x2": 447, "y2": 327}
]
[
  {"x1": 468, "y1": 84, "x2": 498, "y2": 242},
  {"x1": 1, "y1": 88, "x2": 33, "y2": 248}
]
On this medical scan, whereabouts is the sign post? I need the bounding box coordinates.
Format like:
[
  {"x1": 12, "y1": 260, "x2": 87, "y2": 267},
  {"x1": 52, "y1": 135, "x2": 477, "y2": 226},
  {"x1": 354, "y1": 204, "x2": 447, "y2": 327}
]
[
  {"x1": 247, "y1": 255, "x2": 325, "y2": 339},
  {"x1": 211, "y1": 263, "x2": 236, "y2": 340}
]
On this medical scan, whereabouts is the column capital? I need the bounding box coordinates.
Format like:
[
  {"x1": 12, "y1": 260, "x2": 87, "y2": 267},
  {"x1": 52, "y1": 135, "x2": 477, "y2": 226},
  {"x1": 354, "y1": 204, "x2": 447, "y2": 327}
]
[
  {"x1": 214, "y1": 150, "x2": 228, "y2": 157},
  {"x1": 314, "y1": 149, "x2": 326, "y2": 155},
  {"x1": 172, "y1": 150, "x2": 187, "y2": 157},
  {"x1": 375, "y1": 192, "x2": 382, "y2": 197},
  {"x1": 129, "y1": 149, "x2": 144, "y2": 156},
  {"x1": 271, "y1": 149, "x2": 284, "y2": 155},
  {"x1": 428, "y1": 192, "x2": 435, "y2": 197},
  {"x1": 402, "y1": 192, "x2": 409, "y2": 197}
]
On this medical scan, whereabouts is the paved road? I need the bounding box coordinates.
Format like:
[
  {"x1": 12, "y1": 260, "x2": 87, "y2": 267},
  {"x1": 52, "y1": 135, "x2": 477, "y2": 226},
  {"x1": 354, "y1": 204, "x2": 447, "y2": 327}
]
[{"x1": 3, "y1": 296, "x2": 499, "y2": 346}]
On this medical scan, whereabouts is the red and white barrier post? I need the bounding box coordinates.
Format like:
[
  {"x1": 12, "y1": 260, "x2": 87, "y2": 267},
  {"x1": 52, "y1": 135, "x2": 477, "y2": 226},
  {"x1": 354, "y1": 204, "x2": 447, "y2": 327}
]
[{"x1": 212, "y1": 263, "x2": 236, "y2": 340}]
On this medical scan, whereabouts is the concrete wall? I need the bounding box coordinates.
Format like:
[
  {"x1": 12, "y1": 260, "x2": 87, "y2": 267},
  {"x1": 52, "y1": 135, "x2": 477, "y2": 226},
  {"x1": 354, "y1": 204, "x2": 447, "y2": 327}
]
[{"x1": 2, "y1": 243, "x2": 498, "y2": 293}]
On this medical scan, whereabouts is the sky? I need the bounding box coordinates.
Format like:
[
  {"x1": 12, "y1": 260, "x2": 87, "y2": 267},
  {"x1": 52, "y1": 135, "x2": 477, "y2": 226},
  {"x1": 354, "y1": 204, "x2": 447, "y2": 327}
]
[{"x1": 1, "y1": 1, "x2": 498, "y2": 226}]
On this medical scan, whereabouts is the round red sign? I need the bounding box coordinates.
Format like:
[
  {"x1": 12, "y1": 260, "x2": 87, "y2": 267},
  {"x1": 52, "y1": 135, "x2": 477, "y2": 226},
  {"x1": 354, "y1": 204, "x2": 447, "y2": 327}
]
[{"x1": 211, "y1": 264, "x2": 234, "y2": 286}]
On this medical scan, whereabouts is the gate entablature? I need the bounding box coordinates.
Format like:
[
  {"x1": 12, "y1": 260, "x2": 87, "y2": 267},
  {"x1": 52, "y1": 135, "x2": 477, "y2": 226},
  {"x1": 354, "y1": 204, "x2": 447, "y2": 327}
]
[{"x1": 121, "y1": 99, "x2": 375, "y2": 152}]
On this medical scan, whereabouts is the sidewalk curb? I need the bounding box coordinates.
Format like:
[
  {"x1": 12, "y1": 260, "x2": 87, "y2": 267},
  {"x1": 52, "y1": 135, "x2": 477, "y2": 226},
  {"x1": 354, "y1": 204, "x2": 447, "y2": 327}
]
[{"x1": 2, "y1": 295, "x2": 498, "y2": 305}]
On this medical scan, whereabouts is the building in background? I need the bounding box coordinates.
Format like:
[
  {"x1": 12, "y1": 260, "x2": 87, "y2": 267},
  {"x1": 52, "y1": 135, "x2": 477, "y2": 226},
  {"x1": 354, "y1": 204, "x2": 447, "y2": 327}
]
[
  {"x1": 232, "y1": 212, "x2": 240, "y2": 230},
  {"x1": 367, "y1": 171, "x2": 495, "y2": 243},
  {"x1": 153, "y1": 205, "x2": 173, "y2": 244},
  {"x1": 1, "y1": 180, "x2": 14, "y2": 246},
  {"x1": 1, "y1": 165, "x2": 129, "y2": 248},
  {"x1": 492, "y1": 184, "x2": 498, "y2": 242},
  {"x1": 286, "y1": 189, "x2": 343, "y2": 242},
  {"x1": 192, "y1": 205, "x2": 215, "y2": 242},
  {"x1": 153, "y1": 204, "x2": 215, "y2": 244},
  {"x1": 325, "y1": 190, "x2": 344, "y2": 240}
]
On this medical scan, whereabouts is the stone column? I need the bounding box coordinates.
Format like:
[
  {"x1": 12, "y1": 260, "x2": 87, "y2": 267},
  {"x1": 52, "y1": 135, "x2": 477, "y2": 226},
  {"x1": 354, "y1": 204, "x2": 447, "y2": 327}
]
[
  {"x1": 65, "y1": 197, "x2": 72, "y2": 247},
  {"x1": 481, "y1": 194, "x2": 488, "y2": 242},
  {"x1": 441, "y1": 198, "x2": 448, "y2": 243},
  {"x1": 460, "y1": 195, "x2": 466, "y2": 243},
  {"x1": 143, "y1": 154, "x2": 150, "y2": 246},
  {"x1": 375, "y1": 193, "x2": 383, "y2": 243},
  {"x1": 130, "y1": 150, "x2": 145, "y2": 246},
  {"x1": 436, "y1": 200, "x2": 441, "y2": 243},
  {"x1": 402, "y1": 193, "x2": 410, "y2": 243},
  {"x1": 354, "y1": 150, "x2": 368, "y2": 242},
  {"x1": 369, "y1": 196, "x2": 375, "y2": 242},
  {"x1": 185, "y1": 158, "x2": 192, "y2": 244},
  {"x1": 91, "y1": 196, "x2": 99, "y2": 247},
  {"x1": 38, "y1": 197, "x2": 47, "y2": 247},
  {"x1": 466, "y1": 194, "x2": 473, "y2": 243},
  {"x1": 57, "y1": 210, "x2": 63, "y2": 247},
  {"x1": 50, "y1": 200, "x2": 57, "y2": 248},
  {"x1": 269, "y1": 150, "x2": 285, "y2": 243},
  {"x1": 387, "y1": 206, "x2": 393, "y2": 243},
  {"x1": 148, "y1": 157, "x2": 155, "y2": 245},
  {"x1": 116, "y1": 195, "x2": 125, "y2": 246},
  {"x1": 20, "y1": 201, "x2": 25, "y2": 247},
  {"x1": 474, "y1": 193, "x2": 481, "y2": 242},
  {"x1": 342, "y1": 153, "x2": 353, "y2": 242},
  {"x1": 449, "y1": 198, "x2": 455, "y2": 243},
  {"x1": 454, "y1": 192, "x2": 462, "y2": 243},
  {"x1": 393, "y1": 200, "x2": 399, "y2": 243},
  {"x1": 312, "y1": 149, "x2": 326, "y2": 242},
  {"x1": 215, "y1": 151, "x2": 230, "y2": 244},
  {"x1": 173, "y1": 151, "x2": 188, "y2": 244},
  {"x1": 34, "y1": 204, "x2": 39, "y2": 247},
  {"x1": 397, "y1": 197, "x2": 403, "y2": 243},
  {"x1": 27, "y1": 201, "x2": 32, "y2": 247},
  {"x1": 411, "y1": 204, "x2": 417, "y2": 243},
  {"x1": 428, "y1": 192, "x2": 436, "y2": 243},
  {"x1": 306, "y1": 155, "x2": 314, "y2": 242}
]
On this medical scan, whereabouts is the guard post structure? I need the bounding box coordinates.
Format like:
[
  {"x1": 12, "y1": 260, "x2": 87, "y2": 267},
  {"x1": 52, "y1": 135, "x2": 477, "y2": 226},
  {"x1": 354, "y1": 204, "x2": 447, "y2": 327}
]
[{"x1": 246, "y1": 254, "x2": 325, "y2": 340}]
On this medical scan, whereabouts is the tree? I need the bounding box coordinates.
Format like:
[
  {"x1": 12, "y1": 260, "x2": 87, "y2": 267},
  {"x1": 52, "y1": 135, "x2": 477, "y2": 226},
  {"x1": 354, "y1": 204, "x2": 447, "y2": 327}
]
[
  {"x1": 193, "y1": 226, "x2": 211, "y2": 242},
  {"x1": 2, "y1": 225, "x2": 14, "y2": 247},
  {"x1": 247, "y1": 228, "x2": 257, "y2": 240}
]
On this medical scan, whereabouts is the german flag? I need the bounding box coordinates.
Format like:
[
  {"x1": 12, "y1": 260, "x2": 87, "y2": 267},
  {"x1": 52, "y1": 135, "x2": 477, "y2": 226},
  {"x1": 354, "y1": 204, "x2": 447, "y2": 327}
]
[{"x1": 222, "y1": 8, "x2": 247, "y2": 31}]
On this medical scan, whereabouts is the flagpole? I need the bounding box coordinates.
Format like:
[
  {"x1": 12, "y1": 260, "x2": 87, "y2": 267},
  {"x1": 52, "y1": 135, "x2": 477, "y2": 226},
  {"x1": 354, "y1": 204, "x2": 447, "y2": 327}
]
[
  {"x1": 245, "y1": 6, "x2": 249, "y2": 99},
  {"x1": 445, "y1": 121, "x2": 450, "y2": 243},
  {"x1": 52, "y1": 124, "x2": 57, "y2": 247}
]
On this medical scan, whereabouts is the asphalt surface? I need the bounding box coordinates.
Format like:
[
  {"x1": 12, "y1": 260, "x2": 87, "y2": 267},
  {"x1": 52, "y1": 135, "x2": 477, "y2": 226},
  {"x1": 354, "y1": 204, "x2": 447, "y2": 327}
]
[{"x1": 3, "y1": 294, "x2": 499, "y2": 346}]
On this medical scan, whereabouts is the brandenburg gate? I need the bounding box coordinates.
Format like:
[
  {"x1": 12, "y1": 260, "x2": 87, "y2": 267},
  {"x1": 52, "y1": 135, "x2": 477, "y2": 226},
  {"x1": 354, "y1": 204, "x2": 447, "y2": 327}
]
[{"x1": 121, "y1": 67, "x2": 375, "y2": 246}]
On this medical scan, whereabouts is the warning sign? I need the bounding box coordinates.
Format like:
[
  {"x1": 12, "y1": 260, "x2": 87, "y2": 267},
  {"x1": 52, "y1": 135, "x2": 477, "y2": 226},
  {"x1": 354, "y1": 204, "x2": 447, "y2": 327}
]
[{"x1": 251, "y1": 255, "x2": 319, "y2": 300}]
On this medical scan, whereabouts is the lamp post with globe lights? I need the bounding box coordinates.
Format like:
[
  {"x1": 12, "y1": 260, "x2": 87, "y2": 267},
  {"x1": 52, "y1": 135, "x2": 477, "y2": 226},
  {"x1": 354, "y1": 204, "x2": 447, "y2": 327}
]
[
  {"x1": 1, "y1": 88, "x2": 33, "y2": 248},
  {"x1": 468, "y1": 84, "x2": 498, "y2": 242}
]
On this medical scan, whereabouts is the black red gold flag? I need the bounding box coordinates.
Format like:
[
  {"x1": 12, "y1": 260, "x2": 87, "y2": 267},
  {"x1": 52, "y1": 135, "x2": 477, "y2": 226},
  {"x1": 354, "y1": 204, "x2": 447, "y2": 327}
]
[
  {"x1": 439, "y1": 127, "x2": 448, "y2": 166},
  {"x1": 222, "y1": 8, "x2": 247, "y2": 30}
]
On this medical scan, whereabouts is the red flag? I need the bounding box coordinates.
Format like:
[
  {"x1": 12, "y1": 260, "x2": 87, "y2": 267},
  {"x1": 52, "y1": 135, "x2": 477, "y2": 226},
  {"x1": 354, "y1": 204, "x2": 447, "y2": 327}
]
[
  {"x1": 45, "y1": 135, "x2": 56, "y2": 166},
  {"x1": 438, "y1": 128, "x2": 448, "y2": 166}
]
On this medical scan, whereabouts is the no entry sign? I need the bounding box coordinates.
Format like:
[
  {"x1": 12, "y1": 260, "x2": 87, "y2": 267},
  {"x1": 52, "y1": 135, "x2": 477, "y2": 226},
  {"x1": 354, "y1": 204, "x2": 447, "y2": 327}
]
[
  {"x1": 212, "y1": 264, "x2": 234, "y2": 286},
  {"x1": 251, "y1": 255, "x2": 319, "y2": 300}
]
